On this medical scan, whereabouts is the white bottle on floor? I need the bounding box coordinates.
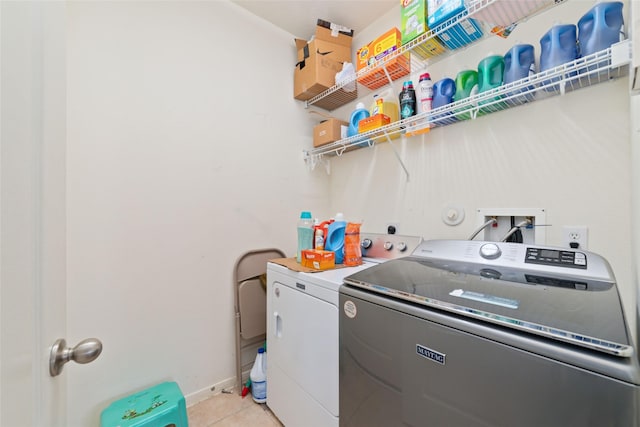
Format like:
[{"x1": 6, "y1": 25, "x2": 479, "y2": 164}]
[{"x1": 250, "y1": 348, "x2": 267, "y2": 403}]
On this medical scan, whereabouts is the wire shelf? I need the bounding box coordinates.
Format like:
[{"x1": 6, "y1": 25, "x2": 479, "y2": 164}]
[
  {"x1": 303, "y1": 42, "x2": 632, "y2": 168},
  {"x1": 304, "y1": 0, "x2": 565, "y2": 111}
]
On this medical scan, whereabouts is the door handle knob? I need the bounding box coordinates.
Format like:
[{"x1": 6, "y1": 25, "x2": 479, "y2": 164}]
[{"x1": 49, "y1": 337, "x2": 103, "y2": 377}]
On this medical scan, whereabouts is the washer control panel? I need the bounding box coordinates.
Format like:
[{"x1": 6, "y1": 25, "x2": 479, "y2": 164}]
[
  {"x1": 412, "y1": 240, "x2": 612, "y2": 283},
  {"x1": 525, "y1": 247, "x2": 587, "y2": 269},
  {"x1": 479, "y1": 243, "x2": 502, "y2": 260}
]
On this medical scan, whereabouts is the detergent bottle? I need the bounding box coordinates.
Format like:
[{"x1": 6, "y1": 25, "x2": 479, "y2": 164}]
[
  {"x1": 370, "y1": 88, "x2": 399, "y2": 123},
  {"x1": 453, "y1": 69, "x2": 478, "y2": 121},
  {"x1": 503, "y1": 44, "x2": 536, "y2": 102},
  {"x1": 325, "y1": 213, "x2": 346, "y2": 264},
  {"x1": 399, "y1": 80, "x2": 417, "y2": 122},
  {"x1": 432, "y1": 77, "x2": 457, "y2": 123},
  {"x1": 347, "y1": 103, "x2": 370, "y2": 138},
  {"x1": 344, "y1": 222, "x2": 362, "y2": 266},
  {"x1": 406, "y1": 73, "x2": 433, "y2": 136},
  {"x1": 577, "y1": 2, "x2": 624, "y2": 73},
  {"x1": 250, "y1": 348, "x2": 267, "y2": 404},
  {"x1": 539, "y1": 24, "x2": 578, "y2": 91},
  {"x1": 477, "y1": 54, "x2": 506, "y2": 113},
  {"x1": 297, "y1": 211, "x2": 314, "y2": 263},
  {"x1": 578, "y1": 2, "x2": 624, "y2": 56}
]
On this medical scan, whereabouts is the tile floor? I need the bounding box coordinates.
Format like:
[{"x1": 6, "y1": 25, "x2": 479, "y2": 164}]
[{"x1": 187, "y1": 392, "x2": 284, "y2": 427}]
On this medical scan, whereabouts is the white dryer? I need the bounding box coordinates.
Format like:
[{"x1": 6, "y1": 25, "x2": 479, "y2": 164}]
[{"x1": 266, "y1": 233, "x2": 422, "y2": 427}]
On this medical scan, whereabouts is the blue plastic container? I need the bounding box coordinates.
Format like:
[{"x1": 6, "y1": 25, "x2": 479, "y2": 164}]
[
  {"x1": 431, "y1": 78, "x2": 457, "y2": 124},
  {"x1": 427, "y1": 0, "x2": 483, "y2": 50},
  {"x1": 347, "y1": 102, "x2": 370, "y2": 138},
  {"x1": 578, "y1": 1, "x2": 624, "y2": 57},
  {"x1": 348, "y1": 102, "x2": 371, "y2": 147},
  {"x1": 504, "y1": 44, "x2": 536, "y2": 83},
  {"x1": 578, "y1": 1, "x2": 624, "y2": 74},
  {"x1": 325, "y1": 214, "x2": 346, "y2": 264},
  {"x1": 504, "y1": 44, "x2": 537, "y2": 103},
  {"x1": 539, "y1": 24, "x2": 578, "y2": 91}
]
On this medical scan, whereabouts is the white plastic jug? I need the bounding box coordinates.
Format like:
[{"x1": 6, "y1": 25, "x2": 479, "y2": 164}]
[{"x1": 250, "y1": 348, "x2": 267, "y2": 404}]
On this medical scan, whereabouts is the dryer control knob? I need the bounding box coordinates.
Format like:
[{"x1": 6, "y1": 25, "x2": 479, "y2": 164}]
[
  {"x1": 479, "y1": 243, "x2": 501, "y2": 260},
  {"x1": 361, "y1": 238, "x2": 373, "y2": 249},
  {"x1": 397, "y1": 242, "x2": 408, "y2": 252},
  {"x1": 384, "y1": 241, "x2": 394, "y2": 251}
]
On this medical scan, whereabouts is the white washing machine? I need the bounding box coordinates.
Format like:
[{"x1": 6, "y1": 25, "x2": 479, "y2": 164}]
[{"x1": 266, "y1": 233, "x2": 422, "y2": 427}]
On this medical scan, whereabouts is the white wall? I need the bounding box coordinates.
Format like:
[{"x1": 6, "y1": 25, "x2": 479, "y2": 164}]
[
  {"x1": 66, "y1": 1, "x2": 328, "y2": 424},
  {"x1": 327, "y1": 1, "x2": 635, "y2": 328}
]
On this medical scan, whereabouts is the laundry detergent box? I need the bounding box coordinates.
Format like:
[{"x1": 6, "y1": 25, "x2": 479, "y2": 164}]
[
  {"x1": 426, "y1": 0, "x2": 483, "y2": 50},
  {"x1": 301, "y1": 249, "x2": 336, "y2": 270},
  {"x1": 356, "y1": 28, "x2": 411, "y2": 90},
  {"x1": 294, "y1": 19, "x2": 355, "y2": 104},
  {"x1": 400, "y1": 0, "x2": 447, "y2": 60}
]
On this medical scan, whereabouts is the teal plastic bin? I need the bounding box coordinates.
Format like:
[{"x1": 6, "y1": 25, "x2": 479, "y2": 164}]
[{"x1": 101, "y1": 381, "x2": 188, "y2": 427}]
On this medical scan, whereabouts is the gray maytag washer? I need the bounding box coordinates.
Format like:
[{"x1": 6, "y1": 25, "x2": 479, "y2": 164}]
[{"x1": 339, "y1": 239, "x2": 640, "y2": 427}]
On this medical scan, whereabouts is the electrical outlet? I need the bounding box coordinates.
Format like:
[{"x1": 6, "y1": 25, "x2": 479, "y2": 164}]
[{"x1": 562, "y1": 226, "x2": 588, "y2": 250}]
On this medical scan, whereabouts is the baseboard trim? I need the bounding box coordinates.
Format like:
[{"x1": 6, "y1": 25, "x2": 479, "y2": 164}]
[{"x1": 184, "y1": 376, "x2": 237, "y2": 406}]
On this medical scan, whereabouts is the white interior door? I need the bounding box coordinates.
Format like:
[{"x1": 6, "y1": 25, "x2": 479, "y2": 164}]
[{"x1": 1, "y1": 2, "x2": 73, "y2": 425}]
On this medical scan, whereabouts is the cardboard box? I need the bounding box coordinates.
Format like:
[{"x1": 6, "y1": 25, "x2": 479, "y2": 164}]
[
  {"x1": 294, "y1": 19, "x2": 356, "y2": 108},
  {"x1": 426, "y1": 0, "x2": 483, "y2": 50},
  {"x1": 315, "y1": 19, "x2": 354, "y2": 47},
  {"x1": 301, "y1": 249, "x2": 336, "y2": 270},
  {"x1": 356, "y1": 28, "x2": 411, "y2": 90},
  {"x1": 400, "y1": 0, "x2": 447, "y2": 60},
  {"x1": 314, "y1": 118, "x2": 348, "y2": 147}
]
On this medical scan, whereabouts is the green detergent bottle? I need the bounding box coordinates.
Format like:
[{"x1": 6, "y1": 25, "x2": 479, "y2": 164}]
[
  {"x1": 453, "y1": 69, "x2": 478, "y2": 121},
  {"x1": 477, "y1": 54, "x2": 506, "y2": 114}
]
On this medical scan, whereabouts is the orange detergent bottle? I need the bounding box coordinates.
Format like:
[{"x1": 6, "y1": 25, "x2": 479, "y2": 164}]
[{"x1": 344, "y1": 222, "x2": 362, "y2": 266}]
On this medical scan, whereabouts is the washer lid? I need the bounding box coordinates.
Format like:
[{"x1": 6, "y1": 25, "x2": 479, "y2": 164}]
[{"x1": 343, "y1": 255, "x2": 632, "y2": 357}]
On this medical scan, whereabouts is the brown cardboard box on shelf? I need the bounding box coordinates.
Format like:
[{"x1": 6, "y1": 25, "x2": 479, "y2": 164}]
[
  {"x1": 294, "y1": 19, "x2": 357, "y2": 110},
  {"x1": 313, "y1": 118, "x2": 348, "y2": 147},
  {"x1": 314, "y1": 18, "x2": 354, "y2": 47},
  {"x1": 311, "y1": 110, "x2": 348, "y2": 147}
]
